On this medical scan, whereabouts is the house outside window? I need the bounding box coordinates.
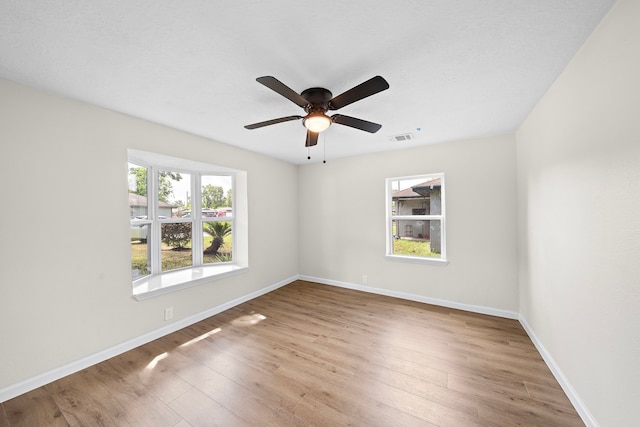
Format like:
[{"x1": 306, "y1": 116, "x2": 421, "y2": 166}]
[
  {"x1": 128, "y1": 149, "x2": 247, "y2": 300},
  {"x1": 386, "y1": 173, "x2": 446, "y2": 263}
]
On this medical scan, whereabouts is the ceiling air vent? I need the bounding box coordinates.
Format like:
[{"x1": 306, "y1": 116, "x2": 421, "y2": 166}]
[{"x1": 389, "y1": 133, "x2": 414, "y2": 142}]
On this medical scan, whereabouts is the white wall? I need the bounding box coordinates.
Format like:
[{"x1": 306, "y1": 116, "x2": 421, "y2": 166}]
[
  {"x1": 298, "y1": 135, "x2": 519, "y2": 313},
  {"x1": 0, "y1": 78, "x2": 298, "y2": 392},
  {"x1": 516, "y1": 0, "x2": 640, "y2": 425}
]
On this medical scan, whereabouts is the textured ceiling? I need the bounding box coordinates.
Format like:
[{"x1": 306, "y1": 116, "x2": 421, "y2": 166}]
[{"x1": 0, "y1": 0, "x2": 616, "y2": 164}]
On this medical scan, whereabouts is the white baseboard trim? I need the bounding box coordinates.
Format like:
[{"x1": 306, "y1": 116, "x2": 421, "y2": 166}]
[
  {"x1": 297, "y1": 275, "x2": 519, "y2": 320},
  {"x1": 0, "y1": 275, "x2": 296, "y2": 403},
  {"x1": 518, "y1": 315, "x2": 599, "y2": 427}
]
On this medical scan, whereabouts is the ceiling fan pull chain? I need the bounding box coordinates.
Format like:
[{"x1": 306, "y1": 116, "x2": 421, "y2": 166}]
[{"x1": 323, "y1": 132, "x2": 327, "y2": 164}]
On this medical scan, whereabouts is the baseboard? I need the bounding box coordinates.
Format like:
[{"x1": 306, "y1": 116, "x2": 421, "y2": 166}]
[
  {"x1": 518, "y1": 315, "x2": 599, "y2": 427},
  {"x1": 298, "y1": 275, "x2": 519, "y2": 320},
  {"x1": 0, "y1": 275, "x2": 296, "y2": 403}
]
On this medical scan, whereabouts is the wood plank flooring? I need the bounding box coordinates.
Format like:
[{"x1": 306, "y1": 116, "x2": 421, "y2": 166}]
[{"x1": 0, "y1": 280, "x2": 583, "y2": 426}]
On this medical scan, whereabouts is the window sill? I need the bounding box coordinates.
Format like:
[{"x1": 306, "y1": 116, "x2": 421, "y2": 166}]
[
  {"x1": 132, "y1": 264, "x2": 248, "y2": 301},
  {"x1": 385, "y1": 254, "x2": 449, "y2": 265}
]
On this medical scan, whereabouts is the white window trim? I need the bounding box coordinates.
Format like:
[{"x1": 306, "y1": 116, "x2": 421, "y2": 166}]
[
  {"x1": 385, "y1": 173, "x2": 448, "y2": 265},
  {"x1": 128, "y1": 149, "x2": 248, "y2": 300}
]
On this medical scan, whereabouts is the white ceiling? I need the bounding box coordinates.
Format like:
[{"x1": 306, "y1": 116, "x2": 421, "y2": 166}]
[{"x1": 0, "y1": 0, "x2": 616, "y2": 164}]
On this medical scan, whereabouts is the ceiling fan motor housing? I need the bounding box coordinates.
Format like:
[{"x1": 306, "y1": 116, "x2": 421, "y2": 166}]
[{"x1": 300, "y1": 87, "x2": 333, "y2": 113}]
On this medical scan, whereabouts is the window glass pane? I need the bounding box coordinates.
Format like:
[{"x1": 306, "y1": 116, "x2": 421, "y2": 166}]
[
  {"x1": 201, "y1": 175, "x2": 232, "y2": 218},
  {"x1": 429, "y1": 220, "x2": 442, "y2": 254},
  {"x1": 161, "y1": 222, "x2": 192, "y2": 271},
  {"x1": 392, "y1": 219, "x2": 442, "y2": 258},
  {"x1": 131, "y1": 224, "x2": 150, "y2": 280},
  {"x1": 128, "y1": 163, "x2": 148, "y2": 219},
  {"x1": 203, "y1": 221, "x2": 232, "y2": 264},
  {"x1": 391, "y1": 177, "x2": 442, "y2": 216},
  {"x1": 158, "y1": 171, "x2": 190, "y2": 219}
]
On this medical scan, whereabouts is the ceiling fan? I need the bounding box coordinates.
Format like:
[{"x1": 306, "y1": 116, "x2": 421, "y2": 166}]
[{"x1": 244, "y1": 75, "x2": 390, "y2": 147}]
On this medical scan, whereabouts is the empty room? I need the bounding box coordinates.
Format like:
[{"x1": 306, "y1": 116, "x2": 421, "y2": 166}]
[{"x1": 0, "y1": 1, "x2": 638, "y2": 426}]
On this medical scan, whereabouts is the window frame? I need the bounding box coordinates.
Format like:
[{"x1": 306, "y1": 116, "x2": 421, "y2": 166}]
[
  {"x1": 128, "y1": 149, "x2": 247, "y2": 300},
  {"x1": 385, "y1": 173, "x2": 448, "y2": 264}
]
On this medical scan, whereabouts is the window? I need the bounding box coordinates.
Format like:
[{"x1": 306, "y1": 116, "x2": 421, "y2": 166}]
[
  {"x1": 128, "y1": 149, "x2": 247, "y2": 300},
  {"x1": 386, "y1": 173, "x2": 446, "y2": 263}
]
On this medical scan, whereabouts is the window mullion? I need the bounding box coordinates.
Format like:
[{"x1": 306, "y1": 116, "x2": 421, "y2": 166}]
[
  {"x1": 391, "y1": 215, "x2": 441, "y2": 221},
  {"x1": 192, "y1": 173, "x2": 203, "y2": 266},
  {"x1": 150, "y1": 166, "x2": 162, "y2": 274},
  {"x1": 230, "y1": 174, "x2": 236, "y2": 262}
]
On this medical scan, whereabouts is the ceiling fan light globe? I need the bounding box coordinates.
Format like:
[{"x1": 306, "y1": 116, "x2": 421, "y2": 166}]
[{"x1": 303, "y1": 114, "x2": 332, "y2": 133}]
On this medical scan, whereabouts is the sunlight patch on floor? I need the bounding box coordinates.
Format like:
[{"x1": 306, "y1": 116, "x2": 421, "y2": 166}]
[
  {"x1": 178, "y1": 328, "x2": 222, "y2": 348},
  {"x1": 146, "y1": 352, "x2": 169, "y2": 370},
  {"x1": 230, "y1": 313, "x2": 266, "y2": 326}
]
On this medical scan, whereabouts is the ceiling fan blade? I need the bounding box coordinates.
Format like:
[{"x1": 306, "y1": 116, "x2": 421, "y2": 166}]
[
  {"x1": 305, "y1": 130, "x2": 319, "y2": 147},
  {"x1": 244, "y1": 115, "x2": 303, "y2": 130},
  {"x1": 328, "y1": 76, "x2": 389, "y2": 110},
  {"x1": 256, "y1": 76, "x2": 309, "y2": 108},
  {"x1": 332, "y1": 114, "x2": 382, "y2": 133}
]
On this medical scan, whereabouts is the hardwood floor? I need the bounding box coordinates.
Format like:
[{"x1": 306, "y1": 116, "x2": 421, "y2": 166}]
[{"x1": 0, "y1": 280, "x2": 583, "y2": 426}]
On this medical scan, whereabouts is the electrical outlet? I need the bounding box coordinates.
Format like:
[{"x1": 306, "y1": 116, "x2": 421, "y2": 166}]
[
  {"x1": 362, "y1": 275, "x2": 368, "y2": 284},
  {"x1": 164, "y1": 307, "x2": 173, "y2": 321}
]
